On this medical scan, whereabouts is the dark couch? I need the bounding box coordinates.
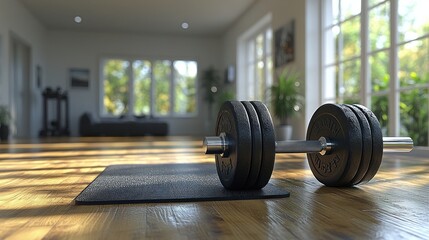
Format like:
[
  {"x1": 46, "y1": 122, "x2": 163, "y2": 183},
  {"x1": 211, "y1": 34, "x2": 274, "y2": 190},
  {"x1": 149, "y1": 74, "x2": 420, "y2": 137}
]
[{"x1": 79, "y1": 113, "x2": 168, "y2": 136}]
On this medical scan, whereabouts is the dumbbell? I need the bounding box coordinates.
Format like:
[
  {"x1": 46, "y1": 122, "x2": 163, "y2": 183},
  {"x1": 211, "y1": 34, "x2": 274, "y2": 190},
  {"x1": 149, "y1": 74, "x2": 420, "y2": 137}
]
[{"x1": 203, "y1": 101, "x2": 413, "y2": 190}]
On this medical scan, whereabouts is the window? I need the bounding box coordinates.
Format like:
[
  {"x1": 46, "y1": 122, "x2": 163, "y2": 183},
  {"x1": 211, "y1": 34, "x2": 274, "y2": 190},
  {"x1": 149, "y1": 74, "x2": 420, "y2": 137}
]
[
  {"x1": 101, "y1": 58, "x2": 197, "y2": 117},
  {"x1": 247, "y1": 29, "x2": 273, "y2": 101},
  {"x1": 323, "y1": 0, "x2": 362, "y2": 104},
  {"x1": 237, "y1": 14, "x2": 273, "y2": 102},
  {"x1": 322, "y1": 0, "x2": 429, "y2": 146}
]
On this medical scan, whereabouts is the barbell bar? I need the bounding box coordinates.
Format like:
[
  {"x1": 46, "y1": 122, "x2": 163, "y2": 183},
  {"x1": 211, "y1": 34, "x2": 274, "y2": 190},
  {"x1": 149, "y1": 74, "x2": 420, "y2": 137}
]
[{"x1": 204, "y1": 136, "x2": 413, "y2": 155}]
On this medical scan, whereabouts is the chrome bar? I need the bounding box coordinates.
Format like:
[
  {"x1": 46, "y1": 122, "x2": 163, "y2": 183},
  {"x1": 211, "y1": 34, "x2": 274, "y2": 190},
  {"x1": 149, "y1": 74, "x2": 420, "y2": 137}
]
[
  {"x1": 383, "y1": 137, "x2": 413, "y2": 152},
  {"x1": 275, "y1": 140, "x2": 323, "y2": 153},
  {"x1": 203, "y1": 133, "x2": 228, "y2": 155},
  {"x1": 275, "y1": 137, "x2": 333, "y2": 155},
  {"x1": 203, "y1": 137, "x2": 224, "y2": 154},
  {"x1": 203, "y1": 135, "x2": 414, "y2": 155}
]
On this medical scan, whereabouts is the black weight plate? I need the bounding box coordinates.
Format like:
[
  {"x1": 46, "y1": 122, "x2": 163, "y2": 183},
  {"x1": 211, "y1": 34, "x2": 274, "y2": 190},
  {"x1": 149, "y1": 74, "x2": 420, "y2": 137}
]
[
  {"x1": 344, "y1": 104, "x2": 373, "y2": 185},
  {"x1": 250, "y1": 101, "x2": 276, "y2": 189},
  {"x1": 353, "y1": 104, "x2": 383, "y2": 184},
  {"x1": 215, "y1": 101, "x2": 252, "y2": 190},
  {"x1": 306, "y1": 104, "x2": 362, "y2": 186},
  {"x1": 241, "y1": 101, "x2": 263, "y2": 189}
]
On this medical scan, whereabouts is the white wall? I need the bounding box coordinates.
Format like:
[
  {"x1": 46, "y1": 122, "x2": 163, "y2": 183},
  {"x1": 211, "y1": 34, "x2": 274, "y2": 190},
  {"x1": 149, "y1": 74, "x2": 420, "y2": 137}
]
[
  {"x1": 0, "y1": 0, "x2": 47, "y2": 138},
  {"x1": 221, "y1": 0, "x2": 321, "y2": 140},
  {"x1": 46, "y1": 31, "x2": 221, "y2": 136}
]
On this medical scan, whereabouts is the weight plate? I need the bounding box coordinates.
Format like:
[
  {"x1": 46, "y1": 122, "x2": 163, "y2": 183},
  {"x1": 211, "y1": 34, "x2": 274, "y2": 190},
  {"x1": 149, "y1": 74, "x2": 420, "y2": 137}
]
[
  {"x1": 344, "y1": 104, "x2": 373, "y2": 185},
  {"x1": 306, "y1": 104, "x2": 362, "y2": 186},
  {"x1": 215, "y1": 101, "x2": 252, "y2": 189},
  {"x1": 250, "y1": 101, "x2": 276, "y2": 189},
  {"x1": 353, "y1": 104, "x2": 383, "y2": 184},
  {"x1": 241, "y1": 101, "x2": 263, "y2": 189}
]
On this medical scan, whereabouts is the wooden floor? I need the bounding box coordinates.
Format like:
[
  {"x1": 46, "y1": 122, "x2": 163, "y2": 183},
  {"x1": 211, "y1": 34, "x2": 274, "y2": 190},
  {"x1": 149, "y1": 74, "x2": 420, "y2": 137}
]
[{"x1": 0, "y1": 136, "x2": 428, "y2": 239}]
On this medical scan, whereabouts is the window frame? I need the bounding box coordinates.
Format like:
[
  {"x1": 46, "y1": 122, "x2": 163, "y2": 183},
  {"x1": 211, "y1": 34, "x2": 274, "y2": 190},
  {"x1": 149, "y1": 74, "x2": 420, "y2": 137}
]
[
  {"x1": 99, "y1": 57, "x2": 198, "y2": 119},
  {"x1": 321, "y1": 0, "x2": 429, "y2": 145},
  {"x1": 237, "y1": 13, "x2": 273, "y2": 102}
]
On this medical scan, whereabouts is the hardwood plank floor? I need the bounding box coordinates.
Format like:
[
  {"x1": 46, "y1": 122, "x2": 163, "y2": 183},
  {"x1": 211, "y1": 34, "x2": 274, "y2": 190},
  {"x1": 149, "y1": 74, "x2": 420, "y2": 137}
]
[{"x1": 0, "y1": 137, "x2": 428, "y2": 239}]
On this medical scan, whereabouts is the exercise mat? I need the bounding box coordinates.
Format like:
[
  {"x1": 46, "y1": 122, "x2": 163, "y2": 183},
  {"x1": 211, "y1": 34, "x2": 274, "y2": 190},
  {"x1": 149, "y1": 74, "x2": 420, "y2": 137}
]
[{"x1": 75, "y1": 163, "x2": 289, "y2": 205}]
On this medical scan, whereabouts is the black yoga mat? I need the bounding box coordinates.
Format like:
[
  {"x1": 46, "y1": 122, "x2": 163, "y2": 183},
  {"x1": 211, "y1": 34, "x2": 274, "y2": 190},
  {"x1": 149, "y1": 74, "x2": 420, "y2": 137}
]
[{"x1": 75, "y1": 163, "x2": 289, "y2": 205}]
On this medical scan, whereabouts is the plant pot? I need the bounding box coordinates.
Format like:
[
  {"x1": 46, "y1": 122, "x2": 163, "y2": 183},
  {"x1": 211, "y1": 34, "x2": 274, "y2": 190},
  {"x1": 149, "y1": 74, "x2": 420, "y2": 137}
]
[
  {"x1": 276, "y1": 125, "x2": 292, "y2": 141},
  {"x1": 0, "y1": 124, "x2": 9, "y2": 141}
]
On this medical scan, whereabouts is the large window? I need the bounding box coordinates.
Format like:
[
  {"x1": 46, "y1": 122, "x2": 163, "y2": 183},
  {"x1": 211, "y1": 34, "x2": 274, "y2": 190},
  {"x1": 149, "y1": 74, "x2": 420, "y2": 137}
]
[
  {"x1": 322, "y1": 0, "x2": 429, "y2": 146},
  {"x1": 245, "y1": 28, "x2": 273, "y2": 101},
  {"x1": 101, "y1": 58, "x2": 197, "y2": 117},
  {"x1": 237, "y1": 14, "x2": 273, "y2": 102}
]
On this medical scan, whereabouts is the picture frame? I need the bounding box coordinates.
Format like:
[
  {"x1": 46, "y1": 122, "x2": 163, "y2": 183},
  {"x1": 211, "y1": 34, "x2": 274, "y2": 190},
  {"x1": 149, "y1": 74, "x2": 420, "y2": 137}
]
[
  {"x1": 274, "y1": 20, "x2": 295, "y2": 68},
  {"x1": 70, "y1": 68, "x2": 90, "y2": 88}
]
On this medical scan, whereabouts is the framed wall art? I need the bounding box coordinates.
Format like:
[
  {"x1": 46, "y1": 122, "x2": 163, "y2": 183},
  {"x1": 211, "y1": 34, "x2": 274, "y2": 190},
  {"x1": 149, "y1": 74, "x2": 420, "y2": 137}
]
[
  {"x1": 70, "y1": 68, "x2": 90, "y2": 88},
  {"x1": 274, "y1": 20, "x2": 295, "y2": 68}
]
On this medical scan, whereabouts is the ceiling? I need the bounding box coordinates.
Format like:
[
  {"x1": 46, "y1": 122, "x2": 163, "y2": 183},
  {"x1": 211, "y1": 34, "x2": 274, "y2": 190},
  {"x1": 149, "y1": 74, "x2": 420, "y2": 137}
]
[{"x1": 19, "y1": 0, "x2": 256, "y2": 37}]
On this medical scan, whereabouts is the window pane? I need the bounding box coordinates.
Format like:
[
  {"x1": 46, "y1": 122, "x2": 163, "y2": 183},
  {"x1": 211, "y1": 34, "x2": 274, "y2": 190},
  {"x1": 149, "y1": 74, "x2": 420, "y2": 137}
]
[
  {"x1": 399, "y1": 38, "x2": 429, "y2": 87},
  {"x1": 174, "y1": 61, "x2": 197, "y2": 114},
  {"x1": 324, "y1": 65, "x2": 338, "y2": 100},
  {"x1": 133, "y1": 60, "x2": 151, "y2": 116},
  {"x1": 325, "y1": 25, "x2": 340, "y2": 64},
  {"x1": 369, "y1": 2, "x2": 390, "y2": 50},
  {"x1": 400, "y1": 88, "x2": 429, "y2": 146},
  {"x1": 370, "y1": 51, "x2": 389, "y2": 92},
  {"x1": 153, "y1": 60, "x2": 171, "y2": 115},
  {"x1": 369, "y1": 0, "x2": 386, "y2": 7},
  {"x1": 343, "y1": 97, "x2": 360, "y2": 104},
  {"x1": 247, "y1": 63, "x2": 255, "y2": 99},
  {"x1": 265, "y1": 29, "x2": 272, "y2": 54},
  {"x1": 330, "y1": 0, "x2": 340, "y2": 24},
  {"x1": 342, "y1": 60, "x2": 361, "y2": 96},
  {"x1": 103, "y1": 59, "x2": 129, "y2": 116},
  {"x1": 398, "y1": 0, "x2": 429, "y2": 43},
  {"x1": 340, "y1": 0, "x2": 361, "y2": 20},
  {"x1": 341, "y1": 16, "x2": 361, "y2": 60},
  {"x1": 256, "y1": 33, "x2": 264, "y2": 59},
  {"x1": 371, "y1": 95, "x2": 389, "y2": 136}
]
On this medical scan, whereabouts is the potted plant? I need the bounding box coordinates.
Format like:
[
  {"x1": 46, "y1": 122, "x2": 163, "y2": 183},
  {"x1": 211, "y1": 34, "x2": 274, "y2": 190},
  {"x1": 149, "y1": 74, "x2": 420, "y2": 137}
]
[
  {"x1": 270, "y1": 70, "x2": 303, "y2": 140},
  {"x1": 0, "y1": 105, "x2": 11, "y2": 141}
]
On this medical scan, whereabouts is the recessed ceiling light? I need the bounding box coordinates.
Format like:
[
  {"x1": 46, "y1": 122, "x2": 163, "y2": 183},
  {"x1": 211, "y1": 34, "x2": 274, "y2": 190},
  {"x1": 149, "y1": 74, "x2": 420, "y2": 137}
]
[
  {"x1": 181, "y1": 22, "x2": 189, "y2": 29},
  {"x1": 74, "y1": 16, "x2": 82, "y2": 24}
]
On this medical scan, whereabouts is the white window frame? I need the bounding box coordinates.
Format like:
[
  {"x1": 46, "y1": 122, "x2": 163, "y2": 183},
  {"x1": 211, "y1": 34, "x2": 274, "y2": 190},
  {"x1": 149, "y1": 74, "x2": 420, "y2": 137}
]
[
  {"x1": 321, "y1": 0, "x2": 429, "y2": 145},
  {"x1": 237, "y1": 13, "x2": 273, "y2": 102},
  {"x1": 99, "y1": 57, "x2": 198, "y2": 118}
]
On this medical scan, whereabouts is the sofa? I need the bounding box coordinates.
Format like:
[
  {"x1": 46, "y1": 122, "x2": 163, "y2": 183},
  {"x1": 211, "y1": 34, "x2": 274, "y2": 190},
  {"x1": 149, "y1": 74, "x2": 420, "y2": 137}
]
[{"x1": 79, "y1": 113, "x2": 168, "y2": 137}]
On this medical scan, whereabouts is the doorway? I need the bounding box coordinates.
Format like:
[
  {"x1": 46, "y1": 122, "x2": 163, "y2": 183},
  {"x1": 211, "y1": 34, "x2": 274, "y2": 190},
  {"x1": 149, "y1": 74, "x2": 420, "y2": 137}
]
[{"x1": 10, "y1": 36, "x2": 31, "y2": 139}]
